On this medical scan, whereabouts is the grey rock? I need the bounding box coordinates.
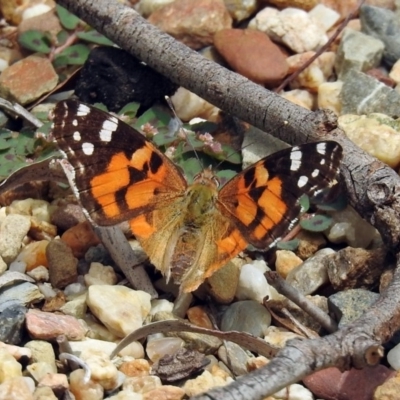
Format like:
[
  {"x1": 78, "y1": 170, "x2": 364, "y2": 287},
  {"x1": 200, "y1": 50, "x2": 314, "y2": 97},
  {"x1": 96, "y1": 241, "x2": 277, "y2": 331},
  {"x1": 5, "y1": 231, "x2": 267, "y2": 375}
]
[
  {"x1": 220, "y1": 300, "x2": 271, "y2": 337},
  {"x1": 341, "y1": 69, "x2": 400, "y2": 116},
  {"x1": 0, "y1": 281, "x2": 44, "y2": 313},
  {"x1": 335, "y1": 28, "x2": 384, "y2": 80},
  {"x1": 328, "y1": 288, "x2": 379, "y2": 327},
  {"x1": 0, "y1": 304, "x2": 27, "y2": 344},
  {"x1": 217, "y1": 341, "x2": 250, "y2": 376},
  {"x1": 360, "y1": 5, "x2": 400, "y2": 67}
]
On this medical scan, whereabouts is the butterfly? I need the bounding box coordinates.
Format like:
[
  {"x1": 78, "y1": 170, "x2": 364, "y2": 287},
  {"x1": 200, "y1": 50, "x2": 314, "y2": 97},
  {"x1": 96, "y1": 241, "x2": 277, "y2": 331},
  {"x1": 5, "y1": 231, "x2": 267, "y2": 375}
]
[{"x1": 51, "y1": 99, "x2": 342, "y2": 293}]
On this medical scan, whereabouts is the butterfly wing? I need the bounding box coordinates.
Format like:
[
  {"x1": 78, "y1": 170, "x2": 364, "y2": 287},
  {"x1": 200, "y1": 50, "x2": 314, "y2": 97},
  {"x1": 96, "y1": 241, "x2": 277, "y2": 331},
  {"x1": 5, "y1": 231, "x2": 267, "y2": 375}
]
[
  {"x1": 52, "y1": 99, "x2": 187, "y2": 226},
  {"x1": 217, "y1": 141, "x2": 343, "y2": 248}
]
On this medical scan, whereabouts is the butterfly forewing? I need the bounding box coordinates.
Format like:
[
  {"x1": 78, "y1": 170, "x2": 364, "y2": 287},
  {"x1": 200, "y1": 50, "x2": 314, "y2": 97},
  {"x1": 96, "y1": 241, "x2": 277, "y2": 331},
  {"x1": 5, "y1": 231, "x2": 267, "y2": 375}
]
[
  {"x1": 52, "y1": 99, "x2": 187, "y2": 225},
  {"x1": 217, "y1": 141, "x2": 342, "y2": 249}
]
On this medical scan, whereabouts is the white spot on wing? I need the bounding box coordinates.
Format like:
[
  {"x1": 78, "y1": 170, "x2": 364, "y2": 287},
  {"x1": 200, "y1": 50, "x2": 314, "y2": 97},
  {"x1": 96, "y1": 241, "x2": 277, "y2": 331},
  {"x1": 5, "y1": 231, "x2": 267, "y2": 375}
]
[
  {"x1": 73, "y1": 131, "x2": 81, "y2": 141},
  {"x1": 82, "y1": 142, "x2": 94, "y2": 155},
  {"x1": 290, "y1": 150, "x2": 302, "y2": 171},
  {"x1": 99, "y1": 117, "x2": 118, "y2": 142},
  {"x1": 311, "y1": 169, "x2": 319, "y2": 178},
  {"x1": 317, "y1": 142, "x2": 326, "y2": 155},
  {"x1": 298, "y1": 176, "x2": 308, "y2": 188},
  {"x1": 77, "y1": 104, "x2": 90, "y2": 117},
  {"x1": 72, "y1": 119, "x2": 78, "y2": 126},
  {"x1": 320, "y1": 159, "x2": 326, "y2": 165}
]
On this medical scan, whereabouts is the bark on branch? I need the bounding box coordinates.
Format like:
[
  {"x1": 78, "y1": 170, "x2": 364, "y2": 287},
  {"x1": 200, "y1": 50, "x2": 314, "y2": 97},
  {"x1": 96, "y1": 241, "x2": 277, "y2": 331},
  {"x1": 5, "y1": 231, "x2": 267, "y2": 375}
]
[{"x1": 54, "y1": 0, "x2": 400, "y2": 398}]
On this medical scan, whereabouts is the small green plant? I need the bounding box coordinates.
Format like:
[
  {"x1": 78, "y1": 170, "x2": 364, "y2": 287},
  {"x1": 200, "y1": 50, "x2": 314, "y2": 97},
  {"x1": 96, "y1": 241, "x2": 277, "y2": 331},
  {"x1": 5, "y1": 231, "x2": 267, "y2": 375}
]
[{"x1": 18, "y1": 5, "x2": 114, "y2": 72}]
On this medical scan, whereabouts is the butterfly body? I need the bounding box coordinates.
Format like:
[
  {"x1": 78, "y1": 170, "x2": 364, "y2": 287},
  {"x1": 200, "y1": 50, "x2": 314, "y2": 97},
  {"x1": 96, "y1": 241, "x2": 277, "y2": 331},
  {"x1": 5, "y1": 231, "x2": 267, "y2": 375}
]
[{"x1": 52, "y1": 100, "x2": 343, "y2": 293}]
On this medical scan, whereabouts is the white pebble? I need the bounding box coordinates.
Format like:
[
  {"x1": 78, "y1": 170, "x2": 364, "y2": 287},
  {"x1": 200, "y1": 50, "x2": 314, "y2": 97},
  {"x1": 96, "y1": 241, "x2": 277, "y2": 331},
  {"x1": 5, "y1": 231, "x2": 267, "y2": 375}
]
[
  {"x1": 387, "y1": 343, "x2": 400, "y2": 370},
  {"x1": 37, "y1": 283, "x2": 57, "y2": 299},
  {"x1": 146, "y1": 337, "x2": 184, "y2": 362},
  {"x1": 9, "y1": 260, "x2": 27, "y2": 273}
]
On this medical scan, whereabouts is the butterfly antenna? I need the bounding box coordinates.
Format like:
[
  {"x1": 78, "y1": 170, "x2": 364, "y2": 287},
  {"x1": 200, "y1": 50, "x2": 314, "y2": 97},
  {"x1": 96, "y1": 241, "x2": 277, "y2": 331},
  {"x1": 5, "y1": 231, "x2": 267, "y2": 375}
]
[{"x1": 164, "y1": 96, "x2": 204, "y2": 170}]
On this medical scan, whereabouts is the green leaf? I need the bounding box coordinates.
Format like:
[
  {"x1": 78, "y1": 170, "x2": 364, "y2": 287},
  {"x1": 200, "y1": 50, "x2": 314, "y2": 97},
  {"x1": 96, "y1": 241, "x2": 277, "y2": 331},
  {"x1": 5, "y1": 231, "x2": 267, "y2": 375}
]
[
  {"x1": 300, "y1": 214, "x2": 333, "y2": 232},
  {"x1": 216, "y1": 169, "x2": 236, "y2": 184},
  {"x1": 134, "y1": 106, "x2": 171, "y2": 130},
  {"x1": 52, "y1": 55, "x2": 69, "y2": 68},
  {"x1": 56, "y1": 44, "x2": 90, "y2": 65},
  {"x1": 276, "y1": 239, "x2": 300, "y2": 251},
  {"x1": 56, "y1": 30, "x2": 69, "y2": 46},
  {"x1": 119, "y1": 102, "x2": 140, "y2": 118},
  {"x1": 152, "y1": 133, "x2": 176, "y2": 147},
  {"x1": 56, "y1": 5, "x2": 81, "y2": 30},
  {"x1": 220, "y1": 144, "x2": 241, "y2": 164},
  {"x1": 299, "y1": 194, "x2": 310, "y2": 213},
  {"x1": 180, "y1": 157, "x2": 203, "y2": 183},
  {"x1": 316, "y1": 193, "x2": 348, "y2": 211},
  {"x1": 77, "y1": 30, "x2": 114, "y2": 46},
  {"x1": 18, "y1": 30, "x2": 51, "y2": 53},
  {"x1": 0, "y1": 139, "x2": 11, "y2": 151}
]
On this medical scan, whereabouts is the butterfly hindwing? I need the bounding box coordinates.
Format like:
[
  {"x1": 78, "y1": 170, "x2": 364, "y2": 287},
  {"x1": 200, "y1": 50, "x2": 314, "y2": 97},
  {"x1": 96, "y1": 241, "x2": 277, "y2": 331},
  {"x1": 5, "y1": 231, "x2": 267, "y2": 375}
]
[
  {"x1": 217, "y1": 142, "x2": 342, "y2": 249},
  {"x1": 52, "y1": 99, "x2": 187, "y2": 225}
]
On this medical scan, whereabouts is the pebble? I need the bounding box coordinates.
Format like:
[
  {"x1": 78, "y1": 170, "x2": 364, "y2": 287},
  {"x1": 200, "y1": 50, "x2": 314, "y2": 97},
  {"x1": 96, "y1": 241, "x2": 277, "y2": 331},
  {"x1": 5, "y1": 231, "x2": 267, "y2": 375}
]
[
  {"x1": 123, "y1": 375, "x2": 162, "y2": 394},
  {"x1": 388, "y1": 344, "x2": 400, "y2": 370},
  {"x1": 147, "y1": 0, "x2": 232, "y2": 50},
  {"x1": 280, "y1": 89, "x2": 315, "y2": 110},
  {"x1": 236, "y1": 261, "x2": 279, "y2": 303},
  {"x1": 149, "y1": 299, "x2": 174, "y2": 316},
  {"x1": 335, "y1": 28, "x2": 384, "y2": 80},
  {"x1": 84, "y1": 262, "x2": 117, "y2": 286},
  {"x1": 24, "y1": 341, "x2": 56, "y2": 373},
  {"x1": 249, "y1": 7, "x2": 327, "y2": 53},
  {"x1": 286, "y1": 248, "x2": 334, "y2": 295},
  {"x1": 303, "y1": 365, "x2": 394, "y2": 400},
  {"x1": 61, "y1": 221, "x2": 101, "y2": 259},
  {"x1": 263, "y1": 326, "x2": 302, "y2": 349},
  {"x1": 69, "y1": 338, "x2": 116, "y2": 358},
  {"x1": 0, "y1": 256, "x2": 6, "y2": 274},
  {"x1": 83, "y1": 314, "x2": 120, "y2": 342},
  {"x1": 223, "y1": 0, "x2": 257, "y2": 22},
  {"x1": 33, "y1": 386, "x2": 58, "y2": 400},
  {"x1": 0, "y1": 55, "x2": 58, "y2": 105},
  {"x1": 146, "y1": 337, "x2": 184, "y2": 362},
  {"x1": 324, "y1": 205, "x2": 378, "y2": 248},
  {"x1": 170, "y1": 87, "x2": 220, "y2": 122},
  {"x1": 187, "y1": 306, "x2": 213, "y2": 329},
  {"x1": 262, "y1": 0, "x2": 318, "y2": 11},
  {"x1": 341, "y1": 69, "x2": 400, "y2": 117},
  {"x1": 18, "y1": 8, "x2": 62, "y2": 38},
  {"x1": 328, "y1": 288, "x2": 380, "y2": 327},
  {"x1": 275, "y1": 250, "x2": 303, "y2": 278},
  {"x1": 26, "y1": 266, "x2": 49, "y2": 282},
  {"x1": 389, "y1": 59, "x2": 400, "y2": 83},
  {"x1": 309, "y1": 4, "x2": 340, "y2": 32},
  {"x1": 119, "y1": 359, "x2": 150, "y2": 378},
  {"x1": 286, "y1": 51, "x2": 335, "y2": 92},
  {"x1": 0, "y1": 377, "x2": 35, "y2": 400},
  {"x1": 0, "y1": 304, "x2": 27, "y2": 344},
  {"x1": 183, "y1": 366, "x2": 233, "y2": 397},
  {"x1": 205, "y1": 260, "x2": 240, "y2": 303},
  {"x1": 15, "y1": 240, "x2": 49, "y2": 272},
  {"x1": 374, "y1": 370, "x2": 400, "y2": 400},
  {"x1": 137, "y1": 0, "x2": 176, "y2": 17},
  {"x1": 143, "y1": 386, "x2": 185, "y2": 400},
  {"x1": 59, "y1": 293, "x2": 87, "y2": 319},
  {"x1": 339, "y1": 114, "x2": 400, "y2": 169},
  {"x1": 37, "y1": 373, "x2": 69, "y2": 398},
  {"x1": 8, "y1": 199, "x2": 53, "y2": 223},
  {"x1": 214, "y1": 28, "x2": 288, "y2": 86},
  {"x1": 26, "y1": 361, "x2": 54, "y2": 383},
  {"x1": 217, "y1": 341, "x2": 250, "y2": 376},
  {"x1": 46, "y1": 239, "x2": 78, "y2": 289},
  {"x1": 87, "y1": 285, "x2": 151, "y2": 337},
  {"x1": 0, "y1": 282, "x2": 44, "y2": 313},
  {"x1": 220, "y1": 300, "x2": 271, "y2": 337},
  {"x1": 273, "y1": 383, "x2": 313, "y2": 399},
  {"x1": 317, "y1": 81, "x2": 343, "y2": 114},
  {"x1": 295, "y1": 230, "x2": 327, "y2": 259},
  {"x1": 69, "y1": 369, "x2": 104, "y2": 400},
  {"x1": 360, "y1": 4, "x2": 400, "y2": 67},
  {"x1": 0, "y1": 347, "x2": 22, "y2": 382},
  {"x1": 0, "y1": 342, "x2": 31, "y2": 360},
  {"x1": 80, "y1": 348, "x2": 119, "y2": 391},
  {"x1": 0, "y1": 214, "x2": 30, "y2": 263},
  {"x1": 25, "y1": 309, "x2": 86, "y2": 341},
  {"x1": 50, "y1": 203, "x2": 86, "y2": 231}
]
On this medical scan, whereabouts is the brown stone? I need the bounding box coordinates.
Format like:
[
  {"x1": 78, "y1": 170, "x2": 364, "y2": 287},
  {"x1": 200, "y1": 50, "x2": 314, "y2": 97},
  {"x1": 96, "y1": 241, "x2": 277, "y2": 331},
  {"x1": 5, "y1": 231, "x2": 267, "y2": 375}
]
[
  {"x1": 46, "y1": 239, "x2": 78, "y2": 289},
  {"x1": 61, "y1": 220, "x2": 100, "y2": 258},
  {"x1": 119, "y1": 359, "x2": 151, "y2": 377},
  {"x1": 26, "y1": 309, "x2": 86, "y2": 340},
  {"x1": 187, "y1": 306, "x2": 213, "y2": 329},
  {"x1": 0, "y1": 55, "x2": 58, "y2": 104},
  {"x1": 214, "y1": 29, "x2": 288, "y2": 87},
  {"x1": 259, "y1": 0, "x2": 318, "y2": 11},
  {"x1": 148, "y1": 0, "x2": 232, "y2": 50},
  {"x1": 143, "y1": 385, "x2": 185, "y2": 400}
]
